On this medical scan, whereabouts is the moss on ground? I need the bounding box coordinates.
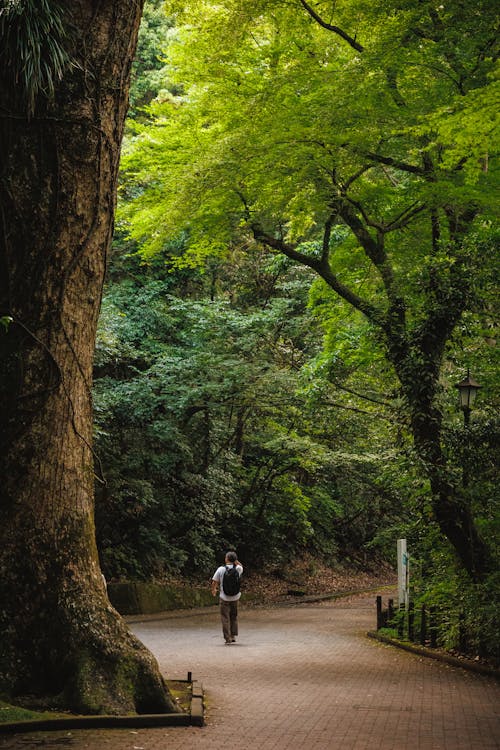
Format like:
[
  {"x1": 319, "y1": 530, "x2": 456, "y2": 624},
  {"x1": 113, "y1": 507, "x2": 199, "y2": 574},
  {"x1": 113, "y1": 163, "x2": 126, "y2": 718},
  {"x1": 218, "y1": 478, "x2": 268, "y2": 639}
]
[
  {"x1": 0, "y1": 700, "x2": 68, "y2": 723},
  {"x1": 0, "y1": 680, "x2": 191, "y2": 724},
  {"x1": 167, "y1": 681, "x2": 192, "y2": 713}
]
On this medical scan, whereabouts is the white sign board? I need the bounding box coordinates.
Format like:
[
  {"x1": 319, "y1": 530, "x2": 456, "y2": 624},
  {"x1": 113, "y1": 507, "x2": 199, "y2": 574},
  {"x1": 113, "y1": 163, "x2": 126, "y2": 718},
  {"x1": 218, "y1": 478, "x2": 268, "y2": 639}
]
[{"x1": 397, "y1": 538, "x2": 409, "y2": 609}]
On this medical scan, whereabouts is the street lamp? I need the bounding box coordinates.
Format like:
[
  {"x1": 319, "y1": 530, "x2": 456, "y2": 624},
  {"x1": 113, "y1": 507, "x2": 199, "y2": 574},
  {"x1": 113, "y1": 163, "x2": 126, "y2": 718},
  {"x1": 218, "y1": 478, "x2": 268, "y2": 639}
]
[{"x1": 455, "y1": 369, "x2": 482, "y2": 427}]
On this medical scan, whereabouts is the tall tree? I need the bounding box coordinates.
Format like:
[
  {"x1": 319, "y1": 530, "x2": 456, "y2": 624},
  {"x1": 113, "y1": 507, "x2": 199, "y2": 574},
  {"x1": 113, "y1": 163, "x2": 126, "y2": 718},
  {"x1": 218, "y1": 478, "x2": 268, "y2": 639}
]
[
  {"x1": 0, "y1": 0, "x2": 175, "y2": 713},
  {"x1": 122, "y1": 0, "x2": 498, "y2": 580}
]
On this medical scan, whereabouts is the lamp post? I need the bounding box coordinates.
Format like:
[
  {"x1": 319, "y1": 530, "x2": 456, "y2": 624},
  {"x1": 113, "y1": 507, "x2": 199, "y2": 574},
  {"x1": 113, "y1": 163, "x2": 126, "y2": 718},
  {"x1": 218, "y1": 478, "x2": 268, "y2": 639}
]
[
  {"x1": 455, "y1": 369, "x2": 482, "y2": 428},
  {"x1": 454, "y1": 370, "x2": 481, "y2": 487}
]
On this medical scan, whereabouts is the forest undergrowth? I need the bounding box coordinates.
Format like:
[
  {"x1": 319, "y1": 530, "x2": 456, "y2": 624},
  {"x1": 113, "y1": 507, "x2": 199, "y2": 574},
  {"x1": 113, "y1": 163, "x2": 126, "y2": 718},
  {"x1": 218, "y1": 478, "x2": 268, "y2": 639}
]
[{"x1": 242, "y1": 556, "x2": 395, "y2": 605}]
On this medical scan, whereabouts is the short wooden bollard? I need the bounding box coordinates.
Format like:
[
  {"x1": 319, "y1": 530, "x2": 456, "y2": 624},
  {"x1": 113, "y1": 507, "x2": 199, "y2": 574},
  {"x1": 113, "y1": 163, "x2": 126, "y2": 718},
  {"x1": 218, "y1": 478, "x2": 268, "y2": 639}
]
[
  {"x1": 429, "y1": 608, "x2": 437, "y2": 648},
  {"x1": 420, "y1": 605, "x2": 427, "y2": 646},
  {"x1": 458, "y1": 613, "x2": 467, "y2": 653},
  {"x1": 398, "y1": 603, "x2": 405, "y2": 638},
  {"x1": 408, "y1": 601, "x2": 415, "y2": 641}
]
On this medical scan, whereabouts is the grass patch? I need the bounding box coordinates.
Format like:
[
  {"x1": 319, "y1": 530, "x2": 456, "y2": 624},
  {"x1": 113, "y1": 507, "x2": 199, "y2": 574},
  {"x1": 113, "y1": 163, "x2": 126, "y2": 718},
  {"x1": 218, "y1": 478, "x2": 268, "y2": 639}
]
[
  {"x1": 0, "y1": 700, "x2": 68, "y2": 724},
  {"x1": 167, "y1": 680, "x2": 192, "y2": 713},
  {"x1": 377, "y1": 627, "x2": 399, "y2": 639}
]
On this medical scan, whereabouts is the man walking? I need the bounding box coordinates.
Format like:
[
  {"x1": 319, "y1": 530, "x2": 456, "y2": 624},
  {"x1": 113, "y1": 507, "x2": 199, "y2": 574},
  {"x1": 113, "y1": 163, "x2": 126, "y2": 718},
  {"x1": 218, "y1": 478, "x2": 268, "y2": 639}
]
[{"x1": 211, "y1": 551, "x2": 243, "y2": 644}]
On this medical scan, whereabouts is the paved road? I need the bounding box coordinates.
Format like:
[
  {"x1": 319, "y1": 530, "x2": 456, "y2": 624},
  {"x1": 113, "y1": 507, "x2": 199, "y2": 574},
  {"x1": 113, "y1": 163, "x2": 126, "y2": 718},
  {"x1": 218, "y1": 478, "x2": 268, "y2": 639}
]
[{"x1": 1, "y1": 591, "x2": 499, "y2": 749}]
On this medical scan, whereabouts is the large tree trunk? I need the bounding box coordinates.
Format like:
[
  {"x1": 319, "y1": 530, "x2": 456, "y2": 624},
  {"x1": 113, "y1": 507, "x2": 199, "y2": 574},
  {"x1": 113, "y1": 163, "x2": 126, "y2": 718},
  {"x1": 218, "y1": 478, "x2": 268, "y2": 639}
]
[
  {"x1": 0, "y1": 1, "x2": 176, "y2": 714},
  {"x1": 409, "y1": 401, "x2": 490, "y2": 581},
  {"x1": 391, "y1": 338, "x2": 491, "y2": 583}
]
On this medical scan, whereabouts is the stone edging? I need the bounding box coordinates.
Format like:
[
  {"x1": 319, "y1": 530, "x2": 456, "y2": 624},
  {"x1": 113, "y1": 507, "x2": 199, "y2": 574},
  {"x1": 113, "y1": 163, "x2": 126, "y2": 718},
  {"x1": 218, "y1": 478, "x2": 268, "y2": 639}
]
[
  {"x1": 0, "y1": 680, "x2": 204, "y2": 734},
  {"x1": 367, "y1": 631, "x2": 500, "y2": 680},
  {"x1": 275, "y1": 583, "x2": 395, "y2": 607},
  {"x1": 124, "y1": 583, "x2": 396, "y2": 622}
]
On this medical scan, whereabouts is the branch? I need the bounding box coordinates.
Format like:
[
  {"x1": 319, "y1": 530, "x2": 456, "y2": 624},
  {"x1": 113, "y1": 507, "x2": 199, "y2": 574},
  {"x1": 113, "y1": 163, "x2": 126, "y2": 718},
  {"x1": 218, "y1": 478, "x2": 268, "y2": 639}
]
[
  {"x1": 386, "y1": 68, "x2": 406, "y2": 107},
  {"x1": 299, "y1": 0, "x2": 364, "y2": 52},
  {"x1": 339, "y1": 199, "x2": 385, "y2": 260},
  {"x1": 344, "y1": 195, "x2": 385, "y2": 233},
  {"x1": 342, "y1": 165, "x2": 372, "y2": 191},
  {"x1": 318, "y1": 399, "x2": 394, "y2": 422},
  {"x1": 384, "y1": 202, "x2": 427, "y2": 232},
  {"x1": 250, "y1": 222, "x2": 381, "y2": 324},
  {"x1": 331, "y1": 380, "x2": 392, "y2": 408},
  {"x1": 363, "y1": 151, "x2": 426, "y2": 175},
  {"x1": 321, "y1": 213, "x2": 335, "y2": 264},
  {"x1": 338, "y1": 200, "x2": 406, "y2": 328}
]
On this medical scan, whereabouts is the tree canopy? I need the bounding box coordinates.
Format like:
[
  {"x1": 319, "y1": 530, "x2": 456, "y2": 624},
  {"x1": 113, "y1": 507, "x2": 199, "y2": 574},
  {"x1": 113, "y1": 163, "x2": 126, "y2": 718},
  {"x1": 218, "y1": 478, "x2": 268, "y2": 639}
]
[
  {"x1": 122, "y1": 0, "x2": 498, "y2": 255},
  {"x1": 117, "y1": 0, "x2": 499, "y2": 581}
]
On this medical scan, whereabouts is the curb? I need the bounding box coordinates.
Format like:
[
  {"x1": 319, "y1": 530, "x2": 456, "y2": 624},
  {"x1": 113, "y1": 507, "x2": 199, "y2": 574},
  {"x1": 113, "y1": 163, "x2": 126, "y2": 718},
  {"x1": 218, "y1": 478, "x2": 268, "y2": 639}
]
[
  {"x1": 0, "y1": 679, "x2": 204, "y2": 734},
  {"x1": 126, "y1": 606, "x2": 219, "y2": 624},
  {"x1": 275, "y1": 583, "x2": 396, "y2": 607},
  {"x1": 367, "y1": 631, "x2": 500, "y2": 680}
]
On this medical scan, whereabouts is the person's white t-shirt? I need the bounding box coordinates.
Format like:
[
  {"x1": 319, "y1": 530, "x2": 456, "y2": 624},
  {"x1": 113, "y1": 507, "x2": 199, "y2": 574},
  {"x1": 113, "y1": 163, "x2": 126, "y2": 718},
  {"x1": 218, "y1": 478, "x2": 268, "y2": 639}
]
[{"x1": 212, "y1": 564, "x2": 243, "y2": 601}]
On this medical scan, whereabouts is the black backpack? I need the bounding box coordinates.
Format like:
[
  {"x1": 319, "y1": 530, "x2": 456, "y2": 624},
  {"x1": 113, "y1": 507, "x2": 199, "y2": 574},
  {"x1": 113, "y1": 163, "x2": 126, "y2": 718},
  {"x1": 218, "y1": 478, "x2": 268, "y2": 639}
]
[{"x1": 222, "y1": 564, "x2": 240, "y2": 596}]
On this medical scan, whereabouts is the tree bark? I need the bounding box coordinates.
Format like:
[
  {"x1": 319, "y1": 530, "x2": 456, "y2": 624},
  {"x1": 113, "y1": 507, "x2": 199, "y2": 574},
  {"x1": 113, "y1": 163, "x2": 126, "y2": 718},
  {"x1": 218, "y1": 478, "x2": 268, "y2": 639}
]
[
  {"x1": 0, "y1": 1, "x2": 176, "y2": 713},
  {"x1": 400, "y1": 365, "x2": 490, "y2": 582}
]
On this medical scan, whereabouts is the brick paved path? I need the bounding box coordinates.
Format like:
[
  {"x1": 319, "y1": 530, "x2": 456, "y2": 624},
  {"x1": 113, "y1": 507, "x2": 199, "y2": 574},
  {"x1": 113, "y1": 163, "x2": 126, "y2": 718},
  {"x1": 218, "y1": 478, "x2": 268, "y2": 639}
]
[{"x1": 1, "y1": 591, "x2": 499, "y2": 749}]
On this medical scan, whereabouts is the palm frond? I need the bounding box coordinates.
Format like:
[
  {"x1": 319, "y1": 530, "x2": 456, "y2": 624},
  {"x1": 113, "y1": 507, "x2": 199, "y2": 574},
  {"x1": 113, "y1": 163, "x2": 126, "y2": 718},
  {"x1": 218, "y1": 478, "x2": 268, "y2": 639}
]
[{"x1": 0, "y1": 0, "x2": 72, "y2": 114}]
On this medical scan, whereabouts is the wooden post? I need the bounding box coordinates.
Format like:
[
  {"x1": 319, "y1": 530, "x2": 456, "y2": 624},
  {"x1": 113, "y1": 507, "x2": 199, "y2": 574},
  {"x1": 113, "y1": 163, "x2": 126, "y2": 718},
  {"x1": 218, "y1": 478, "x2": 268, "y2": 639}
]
[
  {"x1": 458, "y1": 613, "x2": 467, "y2": 653},
  {"x1": 388, "y1": 598, "x2": 394, "y2": 625},
  {"x1": 408, "y1": 601, "x2": 414, "y2": 641},
  {"x1": 398, "y1": 603, "x2": 404, "y2": 638},
  {"x1": 376, "y1": 596, "x2": 383, "y2": 630},
  {"x1": 420, "y1": 605, "x2": 427, "y2": 646},
  {"x1": 429, "y1": 608, "x2": 437, "y2": 648}
]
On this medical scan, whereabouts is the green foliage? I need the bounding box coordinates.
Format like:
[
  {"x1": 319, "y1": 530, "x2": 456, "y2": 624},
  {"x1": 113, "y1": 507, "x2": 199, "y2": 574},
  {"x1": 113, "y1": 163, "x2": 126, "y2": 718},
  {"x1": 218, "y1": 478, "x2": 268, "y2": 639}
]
[
  {"x1": 94, "y1": 245, "x2": 403, "y2": 577},
  {"x1": 0, "y1": 316, "x2": 12, "y2": 332},
  {"x1": 0, "y1": 699, "x2": 65, "y2": 723},
  {"x1": 128, "y1": 0, "x2": 175, "y2": 119},
  {"x1": 121, "y1": 0, "x2": 498, "y2": 261},
  {"x1": 411, "y1": 549, "x2": 500, "y2": 662},
  {"x1": 0, "y1": 0, "x2": 71, "y2": 113},
  {"x1": 94, "y1": 1, "x2": 498, "y2": 656}
]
